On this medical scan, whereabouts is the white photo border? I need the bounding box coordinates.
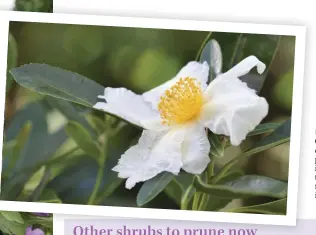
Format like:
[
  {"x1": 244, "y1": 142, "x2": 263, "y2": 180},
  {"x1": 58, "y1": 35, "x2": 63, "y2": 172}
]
[{"x1": 0, "y1": 10, "x2": 306, "y2": 226}]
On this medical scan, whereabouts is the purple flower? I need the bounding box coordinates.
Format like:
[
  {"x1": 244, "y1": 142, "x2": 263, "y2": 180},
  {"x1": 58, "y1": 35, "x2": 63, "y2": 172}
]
[{"x1": 25, "y1": 226, "x2": 45, "y2": 235}]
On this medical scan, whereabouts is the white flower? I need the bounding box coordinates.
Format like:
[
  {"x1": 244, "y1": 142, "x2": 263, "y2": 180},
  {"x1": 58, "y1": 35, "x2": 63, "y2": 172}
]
[{"x1": 94, "y1": 55, "x2": 268, "y2": 189}]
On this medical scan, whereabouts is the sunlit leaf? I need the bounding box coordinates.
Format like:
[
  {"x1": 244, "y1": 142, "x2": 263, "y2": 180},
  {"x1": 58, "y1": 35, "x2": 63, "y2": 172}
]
[
  {"x1": 11, "y1": 64, "x2": 104, "y2": 107},
  {"x1": 194, "y1": 175, "x2": 287, "y2": 199}
]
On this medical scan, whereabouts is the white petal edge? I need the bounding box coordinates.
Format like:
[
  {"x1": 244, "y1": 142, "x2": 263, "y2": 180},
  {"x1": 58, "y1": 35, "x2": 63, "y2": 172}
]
[
  {"x1": 112, "y1": 129, "x2": 185, "y2": 189},
  {"x1": 142, "y1": 61, "x2": 209, "y2": 109},
  {"x1": 93, "y1": 87, "x2": 160, "y2": 129},
  {"x1": 224, "y1": 55, "x2": 266, "y2": 78},
  {"x1": 201, "y1": 57, "x2": 268, "y2": 146},
  {"x1": 181, "y1": 124, "x2": 211, "y2": 174}
]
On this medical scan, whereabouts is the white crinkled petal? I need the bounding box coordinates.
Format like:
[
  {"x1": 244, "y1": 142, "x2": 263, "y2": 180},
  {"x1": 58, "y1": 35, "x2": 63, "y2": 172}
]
[
  {"x1": 224, "y1": 55, "x2": 266, "y2": 78},
  {"x1": 201, "y1": 57, "x2": 268, "y2": 146},
  {"x1": 112, "y1": 129, "x2": 185, "y2": 189},
  {"x1": 93, "y1": 87, "x2": 160, "y2": 129},
  {"x1": 181, "y1": 125, "x2": 211, "y2": 174},
  {"x1": 142, "y1": 61, "x2": 209, "y2": 109}
]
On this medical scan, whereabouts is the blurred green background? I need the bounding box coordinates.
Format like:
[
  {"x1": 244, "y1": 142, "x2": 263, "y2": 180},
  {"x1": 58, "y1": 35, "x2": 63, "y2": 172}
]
[
  {"x1": 15, "y1": 0, "x2": 52, "y2": 12},
  {"x1": 4, "y1": 22, "x2": 295, "y2": 210}
]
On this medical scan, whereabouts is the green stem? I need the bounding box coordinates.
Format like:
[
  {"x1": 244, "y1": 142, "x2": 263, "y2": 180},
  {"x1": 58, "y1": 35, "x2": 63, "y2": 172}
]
[
  {"x1": 195, "y1": 32, "x2": 212, "y2": 61},
  {"x1": 198, "y1": 193, "x2": 209, "y2": 211},
  {"x1": 192, "y1": 192, "x2": 202, "y2": 210},
  {"x1": 181, "y1": 185, "x2": 193, "y2": 210},
  {"x1": 208, "y1": 159, "x2": 216, "y2": 180},
  {"x1": 87, "y1": 120, "x2": 110, "y2": 205},
  {"x1": 88, "y1": 162, "x2": 104, "y2": 205}
]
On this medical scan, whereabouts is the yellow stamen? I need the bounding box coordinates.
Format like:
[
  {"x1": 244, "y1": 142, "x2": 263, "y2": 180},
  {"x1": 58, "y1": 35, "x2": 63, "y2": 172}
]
[{"x1": 158, "y1": 77, "x2": 203, "y2": 125}]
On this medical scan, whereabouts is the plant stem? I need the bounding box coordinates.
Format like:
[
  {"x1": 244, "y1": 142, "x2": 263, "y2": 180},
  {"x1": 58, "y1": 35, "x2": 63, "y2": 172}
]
[
  {"x1": 87, "y1": 121, "x2": 109, "y2": 205},
  {"x1": 208, "y1": 159, "x2": 216, "y2": 179},
  {"x1": 195, "y1": 32, "x2": 212, "y2": 61},
  {"x1": 198, "y1": 193, "x2": 209, "y2": 211},
  {"x1": 180, "y1": 185, "x2": 194, "y2": 210},
  {"x1": 192, "y1": 192, "x2": 202, "y2": 210},
  {"x1": 88, "y1": 162, "x2": 104, "y2": 205}
]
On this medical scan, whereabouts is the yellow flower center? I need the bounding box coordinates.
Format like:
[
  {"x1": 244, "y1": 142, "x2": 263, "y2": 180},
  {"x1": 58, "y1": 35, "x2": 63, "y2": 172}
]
[{"x1": 158, "y1": 77, "x2": 203, "y2": 125}]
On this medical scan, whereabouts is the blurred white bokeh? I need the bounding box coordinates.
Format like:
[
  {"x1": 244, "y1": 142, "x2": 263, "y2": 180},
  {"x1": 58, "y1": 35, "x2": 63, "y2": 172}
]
[{"x1": 0, "y1": 0, "x2": 15, "y2": 10}]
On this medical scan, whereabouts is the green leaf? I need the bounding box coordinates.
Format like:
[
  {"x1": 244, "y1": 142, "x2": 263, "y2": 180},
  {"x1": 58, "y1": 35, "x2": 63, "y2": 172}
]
[
  {"x1": 10, "y1": 64, "x2": 105, "y2": 108},
  {"x1": 208, "y1": 133, "x2": 228, "y2": 158},
  {"x1": 248, "y1": 122, "x2": 281, "y2": 136},
  {"x1": 205, "y1": 197, "x2": 233, "y2": 211},
  {"x1": 244, "y1": 118, "x2": 291, "y2": 157},
  {"x1": 28, "y1": 168, "x2": 51, "y2": 202},
  {"x1": 213, "y1": 118, "x2": 291, "y2": 184},
  {"x1": 137, "y1": 172, "x2": 175, "y2": 207},
  {"x1": 0, "y1": 213, "x2": 26, "y2": 235},
  {"x1": 44, "y1": 97, "x2": 96, "y2": 137},
  {"x1": 217, "y1": 171, "x2": 244, "y2": 184},
  {"x1": 48, "y1": 125, "x2": 139, "y2": 205},
  {"x1": 203, "y1": 171, "x2": 244, "y2": 211},
  {"x1": 0, "y1": 211, "x2": 24, "y2": 224},
  {"x1": 210, "y1": 33, "x2": 280, "y2": 92},
  {"x1": 87, "y1": 115, "x2": 106, "y2": 135},
  {"x1": 65, "y1": 121, "x2": 100, "y2": 159},
  {"x1": 23, "y1": 214, "x2": 53, "y2": 229},
  {"x1": 7, "y1": 33, "x2": 18, "y2": 92},
  {"x1": 199, "y1": 39, "x2": 222, "y2": 81},
  {"x1": 164, "y1": 179, "x2": 183, "y2": 206},
  {"x1": 194, "y1": 175, "x2": 287, "y2": 199},
  {"x1": 2, "y1": 101, "x2": 67, "y2": 200},
  {"x1": 8, "y1": 121, "x2": 32, "y2": 172},
  {"x1": 228, "y1": 198, "x2": 287, "y2": 214},
  {"x1": 39, "y1": 189, "x2": 62, "y2": 203}
]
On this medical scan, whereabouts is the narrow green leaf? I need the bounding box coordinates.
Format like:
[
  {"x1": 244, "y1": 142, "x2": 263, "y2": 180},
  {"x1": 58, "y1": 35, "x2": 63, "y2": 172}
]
[
  {"x1": 87, "y1": 115, "x2": 106, "y2": 135},
  {"x1": 248, "y1": 122, "x2": 281, "y2": 136},
  {"x1": 65, "y1": 121, "x2": 100, "y2": 159},
  {"x1": 10, "y1": 64, "x2": 105, "y2": 107},
  {"x1": 164, "y1": 180, "x2": 183, "y2": 206},
  {"x1": 9, "y1": 121, "x2": 32, "y2": 172},
  {"x1": 137, "y1": 172, "x2": 175, "y2": 207},
  {"x1": 23, "y1": 214, "x2": 53, "y2": 230},
  {"x1": 2, "y1": 101, "x2": 67, "y2": 200},
  {"x1": 213, "y1": 118, "x2": 291, "y2": 184},
  {"x1": 244, "y1": 119, "x2": 291, "y2": 157},
  {"x1": 48, "y1": 125, "x2": 139, "y2": 205},
  {"x1": 164, "y1": 172, "x2": 194, "y2": 207},
  {"x1": 0, "y1": 213, "x2": 26, "y2": 235},
  {"x1": 0, "y1": 211, "x2": 24, "y2": 224},
  {"x1": 28, "y1": 167, "x2": 51, "y2": 202},
  {"x1": 7, "y1": 33, "x2": 18, "y2": 92},
  {"x1": 228, "y1": 198, "x2": 287, "y2": 214},
  {"x1": 194, "y1": 175, "x2": 287, "y2": 199},
  {"x1": 39, "y1": 189, "x2": 62, "y2": 203}
]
